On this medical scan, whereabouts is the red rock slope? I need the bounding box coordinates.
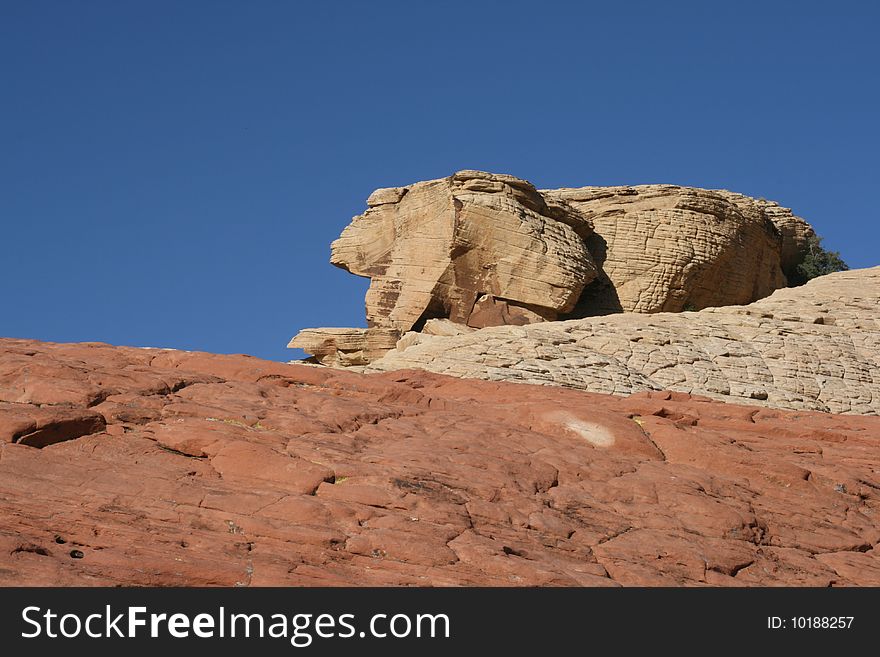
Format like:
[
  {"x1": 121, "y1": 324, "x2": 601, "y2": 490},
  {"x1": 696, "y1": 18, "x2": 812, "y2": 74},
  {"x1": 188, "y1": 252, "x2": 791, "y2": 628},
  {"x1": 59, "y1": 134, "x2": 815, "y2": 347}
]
[{"x1": 1, "y1": 338, "x2": 879, "y2": 586}]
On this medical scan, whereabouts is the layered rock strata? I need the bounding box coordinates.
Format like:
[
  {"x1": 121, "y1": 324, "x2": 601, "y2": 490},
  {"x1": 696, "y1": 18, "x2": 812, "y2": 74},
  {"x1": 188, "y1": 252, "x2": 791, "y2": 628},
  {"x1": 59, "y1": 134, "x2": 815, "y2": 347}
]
[
  {"x1": 365, "y1": 268, "x2": 880, "y2": 414},
  {"x1": 288, "y1": 328, "x2": 399, "y2": 367}
]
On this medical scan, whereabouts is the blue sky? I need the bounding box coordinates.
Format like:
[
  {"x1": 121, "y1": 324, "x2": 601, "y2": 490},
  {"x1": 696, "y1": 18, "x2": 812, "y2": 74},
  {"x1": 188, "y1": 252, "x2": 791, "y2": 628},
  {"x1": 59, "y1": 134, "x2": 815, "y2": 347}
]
[{"x1": 2, "y1": 1, "x2": 877, "y2": 361}]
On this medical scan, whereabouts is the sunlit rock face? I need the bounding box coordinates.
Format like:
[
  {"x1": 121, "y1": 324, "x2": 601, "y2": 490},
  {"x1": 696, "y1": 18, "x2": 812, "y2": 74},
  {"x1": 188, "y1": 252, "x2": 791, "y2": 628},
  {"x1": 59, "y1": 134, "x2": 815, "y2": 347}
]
[{"x1": 291, "y1": 171, "x2": 818, "y2": 369}]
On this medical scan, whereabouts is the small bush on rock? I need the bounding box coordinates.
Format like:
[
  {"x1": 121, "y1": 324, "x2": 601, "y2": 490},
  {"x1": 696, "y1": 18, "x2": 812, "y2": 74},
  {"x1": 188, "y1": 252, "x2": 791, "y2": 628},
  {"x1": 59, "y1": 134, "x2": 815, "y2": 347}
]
[{"x1": 791, "y1": 236, "x2": 849, "y2": 286}]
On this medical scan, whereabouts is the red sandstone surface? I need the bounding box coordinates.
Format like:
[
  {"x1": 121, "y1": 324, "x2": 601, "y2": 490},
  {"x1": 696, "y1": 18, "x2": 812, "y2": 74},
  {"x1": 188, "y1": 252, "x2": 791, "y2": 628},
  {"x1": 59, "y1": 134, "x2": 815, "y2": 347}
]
[{"x1": 1, "y1": 338, "x2": 879, "y2": 586}]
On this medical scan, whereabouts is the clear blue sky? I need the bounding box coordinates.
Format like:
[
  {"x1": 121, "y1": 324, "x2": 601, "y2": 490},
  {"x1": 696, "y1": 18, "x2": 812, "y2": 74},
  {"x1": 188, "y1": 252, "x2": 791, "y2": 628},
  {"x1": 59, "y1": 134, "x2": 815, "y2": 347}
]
[{"x1": 2, "y1": 1, "x2": 877, "y2": 361}]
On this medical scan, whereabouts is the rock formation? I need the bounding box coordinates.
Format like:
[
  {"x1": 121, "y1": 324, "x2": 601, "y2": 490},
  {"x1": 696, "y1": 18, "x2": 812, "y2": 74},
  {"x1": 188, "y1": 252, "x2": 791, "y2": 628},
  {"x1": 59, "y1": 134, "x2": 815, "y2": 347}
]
[
  {"x1": 2, "y1": 338, "x2": 879, "y2": 586},
  {"x1": 544, "y1": 185, "x2": 814, "y2": 315},
  {"x1": 332, "y1": 170, "x2": 597, "y2": 332},
  {"x1": 288, "y1": 327, "x2": 399, "y2": 367},
  {"x1": 366, "y1": 267, "x2": 880, "y2": 414},
  {"x1": 291, "y1": 171, "x2": 816, "y2": 365}
]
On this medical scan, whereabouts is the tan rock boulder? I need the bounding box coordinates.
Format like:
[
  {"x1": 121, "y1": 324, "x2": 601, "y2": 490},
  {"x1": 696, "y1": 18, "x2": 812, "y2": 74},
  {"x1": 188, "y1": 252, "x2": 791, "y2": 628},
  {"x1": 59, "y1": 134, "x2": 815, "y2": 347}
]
[
  {"x1": 544, "y1": 185, "x2": 801, "y2": 315},
  {"x1": 287, "y1": 328, "x2": 400, "y2": 367},
  {"x1": 329, "y1": 170, "x2": 597, "y2": 333}
]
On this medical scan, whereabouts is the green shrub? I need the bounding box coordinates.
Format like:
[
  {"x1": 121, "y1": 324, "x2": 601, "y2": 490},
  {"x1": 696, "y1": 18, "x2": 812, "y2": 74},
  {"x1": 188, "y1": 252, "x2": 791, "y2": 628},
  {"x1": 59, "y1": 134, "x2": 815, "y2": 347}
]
[{"x1": 791, "y1": 236, "x2": 849, "y2": 286}]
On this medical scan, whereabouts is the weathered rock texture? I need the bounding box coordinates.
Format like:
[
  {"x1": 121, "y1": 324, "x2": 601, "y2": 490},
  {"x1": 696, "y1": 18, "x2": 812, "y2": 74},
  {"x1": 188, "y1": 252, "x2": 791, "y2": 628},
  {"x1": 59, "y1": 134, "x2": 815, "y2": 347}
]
[
  {"x1": 366, "y1": 267, "x2": 880, "y2": 415},
  {"x1": 2, "y1": 338, "x2": 879, "y2": 586},
  {"x1": 288, "y1": 328, "x2": 399, "y2": 367},
  {"x1": 545, "y1": 185, "x2": 814, "y2": 315},
  {"x1": 332, "y1": 170, "x2": 597, "y2": 333},
  {"x1": 292, "y1": 171, "x2": 817, "y2": 364}
]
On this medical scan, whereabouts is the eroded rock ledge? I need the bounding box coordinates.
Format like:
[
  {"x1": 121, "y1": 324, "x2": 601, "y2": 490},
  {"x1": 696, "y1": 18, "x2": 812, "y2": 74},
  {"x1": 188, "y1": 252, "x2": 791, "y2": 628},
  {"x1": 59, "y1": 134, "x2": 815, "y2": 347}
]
[
  {"x1": 2, "y1": 338, "x2": 879, "y2": 585},
  {"x1": 366, "y1": 267, "x2": 880, "y2": 415}
]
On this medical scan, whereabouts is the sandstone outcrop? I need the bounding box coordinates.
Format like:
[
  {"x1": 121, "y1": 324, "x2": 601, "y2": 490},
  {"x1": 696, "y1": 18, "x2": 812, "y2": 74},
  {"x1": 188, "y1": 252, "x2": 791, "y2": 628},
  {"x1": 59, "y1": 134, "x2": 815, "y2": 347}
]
[
  {"x1": 2, "y1": 338, "x2": 879, "y2": 586},
  {"x1": 331, "y1": 170, "x2": 597, "y2": 333},
  {"x1": 291, "y1": 171, "x2": 817, "y2": 364},
  {"x1": 545, "y1": 185, "x2": 813, "y2": 315},
  {"x1": 365, "y1": 267, "x2": 880, "y2": 414},
  {"x1": 287, "y1": 328, "x2": 399, "y2": 367}
]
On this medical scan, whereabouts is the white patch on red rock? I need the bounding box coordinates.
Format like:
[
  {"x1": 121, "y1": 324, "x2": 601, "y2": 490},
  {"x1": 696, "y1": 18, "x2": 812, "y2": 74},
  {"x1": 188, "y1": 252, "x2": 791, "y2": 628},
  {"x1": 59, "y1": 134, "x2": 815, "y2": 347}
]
[{"x1": 548, "y1": 412, "x2": 615, "y2": 447}]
